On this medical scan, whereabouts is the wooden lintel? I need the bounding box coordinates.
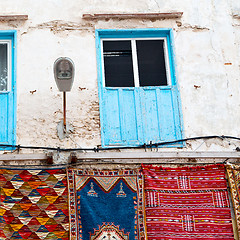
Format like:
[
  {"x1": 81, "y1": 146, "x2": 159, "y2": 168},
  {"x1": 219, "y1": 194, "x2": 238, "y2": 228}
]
[
  {"x1": 82, "y1": 12, "x2": 183, "y2": 20},
  {"x1": 0, "y1": 15, "x2": 28, "y2": 21}
]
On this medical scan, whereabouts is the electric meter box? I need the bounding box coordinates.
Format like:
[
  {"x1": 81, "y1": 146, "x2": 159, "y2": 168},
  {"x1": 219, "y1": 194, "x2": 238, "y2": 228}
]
[{"x1": 54, "y1": 57, "x2": 75, "y2": 92}]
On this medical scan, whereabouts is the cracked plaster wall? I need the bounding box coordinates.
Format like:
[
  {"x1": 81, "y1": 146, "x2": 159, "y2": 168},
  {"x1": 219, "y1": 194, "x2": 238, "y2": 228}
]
[{"x1": 0, "y1": 0, "x2": 240, "y2": 153}]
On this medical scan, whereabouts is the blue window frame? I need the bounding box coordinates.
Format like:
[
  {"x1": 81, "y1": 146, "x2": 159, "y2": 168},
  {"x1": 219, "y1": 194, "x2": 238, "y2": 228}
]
[
  {"x1": 0, "y1": 30, "x2": 17, "y2": 150},
  {"x1": 96, "y1": 29, "x2": 184, "y2": 147}
]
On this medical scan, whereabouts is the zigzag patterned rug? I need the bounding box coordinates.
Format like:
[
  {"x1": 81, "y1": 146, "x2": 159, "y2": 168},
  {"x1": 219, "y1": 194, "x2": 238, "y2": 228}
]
[
  {"x1": 142, "y1": 164, "x2": 234, "y2": 239},
  {"x1": 67, "y1": 168, "x2": 146, "y2": 240},
  {"x1": 0, "y1": 168, "x2": 69, "y2": 240}
]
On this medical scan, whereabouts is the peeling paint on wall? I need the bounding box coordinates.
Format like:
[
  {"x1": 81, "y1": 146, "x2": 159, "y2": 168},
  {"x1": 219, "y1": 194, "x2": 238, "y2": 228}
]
[{"x1": 0, "y1": 0, "x2": 239, "y2": 157}]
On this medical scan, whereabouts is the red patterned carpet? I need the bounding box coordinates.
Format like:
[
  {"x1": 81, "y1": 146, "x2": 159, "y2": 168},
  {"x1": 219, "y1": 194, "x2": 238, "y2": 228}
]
[{"x1": 142, "y1": 164, "x2": 234, "y2": 239}]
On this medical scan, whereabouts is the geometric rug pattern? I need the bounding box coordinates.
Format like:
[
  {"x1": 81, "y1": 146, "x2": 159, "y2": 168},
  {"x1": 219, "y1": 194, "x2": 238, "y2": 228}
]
[
  {"x1": 67, "y1": 168, "x2": 146, "y2": 240},
  {"x1": 142, "y1": 164, "x2": 234, "y2": 240},
  {"x1": 0, "y1": 168, "x2": 69, "y2": 240}
]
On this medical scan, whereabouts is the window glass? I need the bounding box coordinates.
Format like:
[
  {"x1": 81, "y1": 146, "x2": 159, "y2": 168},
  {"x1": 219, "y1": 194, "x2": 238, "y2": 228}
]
[
  {"x1": 136, "y1": 40, "x2": 168, "y2": 86},
  {"x1": 103, "y1": 40, "x2": 134, "y2": 87},
  {"x1": 0, "y1": 43, "x2": 8, "y2": 91}
]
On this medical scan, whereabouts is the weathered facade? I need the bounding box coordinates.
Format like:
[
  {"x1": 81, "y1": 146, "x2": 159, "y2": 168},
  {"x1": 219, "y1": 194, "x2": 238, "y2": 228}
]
[{"x1": 0, "y1": 1, "x2": 240, "y2": 160}]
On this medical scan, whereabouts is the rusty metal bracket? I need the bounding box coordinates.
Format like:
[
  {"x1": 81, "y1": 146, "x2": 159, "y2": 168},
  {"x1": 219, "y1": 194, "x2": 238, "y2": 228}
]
[
  {"x1": 46, "y1": 152, "x2": 54, "y2": 164},
  {"x1": 69, "y1": 152, "x2": 78, "y2": 164}
]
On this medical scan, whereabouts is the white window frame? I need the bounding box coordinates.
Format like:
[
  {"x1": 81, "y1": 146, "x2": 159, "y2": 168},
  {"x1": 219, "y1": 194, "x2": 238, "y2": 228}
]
[
  {"x1": 100, "y1": 37, "x2": 172, "y2": 88},
  {"x1": 0, "y1": 40, "x2": 11, "y2": 92}
]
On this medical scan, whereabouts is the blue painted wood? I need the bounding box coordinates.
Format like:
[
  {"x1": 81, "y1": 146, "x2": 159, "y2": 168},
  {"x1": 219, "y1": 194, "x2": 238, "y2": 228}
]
[
  {"x1": 96, "y1": 28, "x2": 172, "y2": 39},
  {"x1": 96, "y1": 29, "x2": 184, "y2": 147},
  {"x1": 102, "y1": 86, "x2": 181, "y2": 146},
  {"x1": 169, "y1": 30, "x2": 185, "y2": 143},
  {"x1": 171, "y1": 86, "x2": 184, "y2": 141},
  {"x1": 141, "y1": 88, "x2": 161, "y2": 143},
  {"x1": 103, "y1": 88, "x2": 141, "y2": 145},
  {"x1": 139, "y1": 87, "x2": 179, "y2": 144},
  {"x1": 102, "y1": 88, "x2": 122, "y2": 145},
  {"x1": 0, "y1": 93, "x2": 8, "y2": 142},
  {"x1": 120, "y1": 89, "x2": 139, "y2": 144},
  {"x1": 134, "y1": 88, "x2": 144, "y2": 144},
  {"x1": 157, "y1": 88, "x2": 176, "y2": 141},
  {"x1": 95, "y1": 30, "x2": 107, "y2": 146},
  {"x1": 0, "y1": 30, "x2": 16, "y2": 150}
]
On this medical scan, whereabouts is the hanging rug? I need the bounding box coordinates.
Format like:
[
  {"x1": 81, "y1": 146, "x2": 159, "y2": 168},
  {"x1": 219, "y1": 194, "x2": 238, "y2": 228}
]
[
  {"x1": 0, "y1": 168, "x2": 69, "y2": 240},
  {"x1": 142, "y1": 164, "x2": 234, "y2": 240},
  {"x1": 67, "y1": 168, "x2": 146, "y2": 240}
]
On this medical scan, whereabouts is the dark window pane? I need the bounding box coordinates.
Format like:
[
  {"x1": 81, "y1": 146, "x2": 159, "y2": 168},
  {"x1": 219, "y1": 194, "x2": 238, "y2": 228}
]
[
  {"x1": 136, "y1": 40, "x2": 168, "y2": 86},
  {"x1": 103, "y1": 40, "x2": 134, "y2": 87},
  {"x1": 0, "y1": 44, "x2": 8, "y2": 91}
]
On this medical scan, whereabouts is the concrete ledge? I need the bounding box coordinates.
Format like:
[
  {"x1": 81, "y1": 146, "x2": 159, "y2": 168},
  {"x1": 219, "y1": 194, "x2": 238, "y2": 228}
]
[
  {"x1": 0, "y1": 153, "x2": 46, "y2": 161},
  {"x1": 0, "y1": 151, "x2": 239, "y2": 163}
]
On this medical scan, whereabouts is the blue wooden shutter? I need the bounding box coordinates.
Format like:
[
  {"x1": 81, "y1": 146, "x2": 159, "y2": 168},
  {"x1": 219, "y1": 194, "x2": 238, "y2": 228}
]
[
  {"x1": 140, "y1": 86, "x2": 182, "y2": 144},
  {"x1": 0, "y1": 31, "x2": 16, "y2": 150},
  {"x1": 101, "y1": 86, "x2": 182, "y2": 146},
  {"x1": 102, "y1": 88, "x2": 142, "y2": 146}
]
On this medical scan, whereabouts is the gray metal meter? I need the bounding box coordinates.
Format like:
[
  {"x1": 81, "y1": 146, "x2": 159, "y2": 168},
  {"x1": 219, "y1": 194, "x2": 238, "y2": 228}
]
[{"x1": 54, "y1": 57, "x2": 75, "y2": 92}]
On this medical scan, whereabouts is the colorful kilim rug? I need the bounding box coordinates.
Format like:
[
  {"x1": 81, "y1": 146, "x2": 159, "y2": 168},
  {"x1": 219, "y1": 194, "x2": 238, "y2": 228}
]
[
  {"x1": 142, "y1": 164, "x2": 234, "y2": 239},
  {"x1": 67, "y1": 168, "x2": 146, "y2": 240},
  {"x1": 226, "y1": 164, "x2": 240, "y2": 235},
  {"x1": 0, "y1": 168, "x2": 69, "y2": 240}
]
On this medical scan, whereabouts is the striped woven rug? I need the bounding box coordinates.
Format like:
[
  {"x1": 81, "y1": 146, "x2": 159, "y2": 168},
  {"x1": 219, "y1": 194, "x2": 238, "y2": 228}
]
[{"x1": 142, "y1": 164, "x2": 234, "y2": 239}]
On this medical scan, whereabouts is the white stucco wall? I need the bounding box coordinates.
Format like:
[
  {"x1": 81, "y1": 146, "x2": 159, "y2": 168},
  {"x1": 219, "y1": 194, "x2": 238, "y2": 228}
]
[{"x1": 0, "y1": 0, "x2": 240, "y2": 153}]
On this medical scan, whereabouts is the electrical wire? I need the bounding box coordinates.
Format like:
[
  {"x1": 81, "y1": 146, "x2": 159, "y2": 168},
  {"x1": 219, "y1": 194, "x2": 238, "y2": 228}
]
[
  {"x1": 1, "y1": 135, "x2": 240, "y2": 152},
  {"x1": 0, "y1": 135, "x2": 238, "y2": 168}
]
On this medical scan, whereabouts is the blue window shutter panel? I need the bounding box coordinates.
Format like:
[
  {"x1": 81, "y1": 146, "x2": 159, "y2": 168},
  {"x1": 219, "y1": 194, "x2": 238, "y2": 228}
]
[
  {"x1": 102, "y1": 88, "x2": 122, "y2": 145},
  {"x1": 140, "y1": 88, "x2": 161, "y2": 143},
  {"x1": 140, "y1": 87, "x2": 178, "y2": 144},
  {"x1": 171, "y1": 86, "x2": 184, "y2": 140},
  {"x1": 0, "y1": 94, "x2": 8, "y2": 142},
  {"x1": 102, "y1": 88, "x2": 141, "y2": 146},
  {"x1": 119, "y1": 89, "x2": 139, "y2": 144},
  {"x1": 0, "y1": 30, "x2": 17, "y2": 150},
  {"x1": 156, "y1": 87, "x2": 177, "y2": 141},
  {"x1": 134, "y1": 88, "x2": 144, "y2": 144},
  {"x1": 96, "y1": 29, "x2": 184, "y2": 147}
]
